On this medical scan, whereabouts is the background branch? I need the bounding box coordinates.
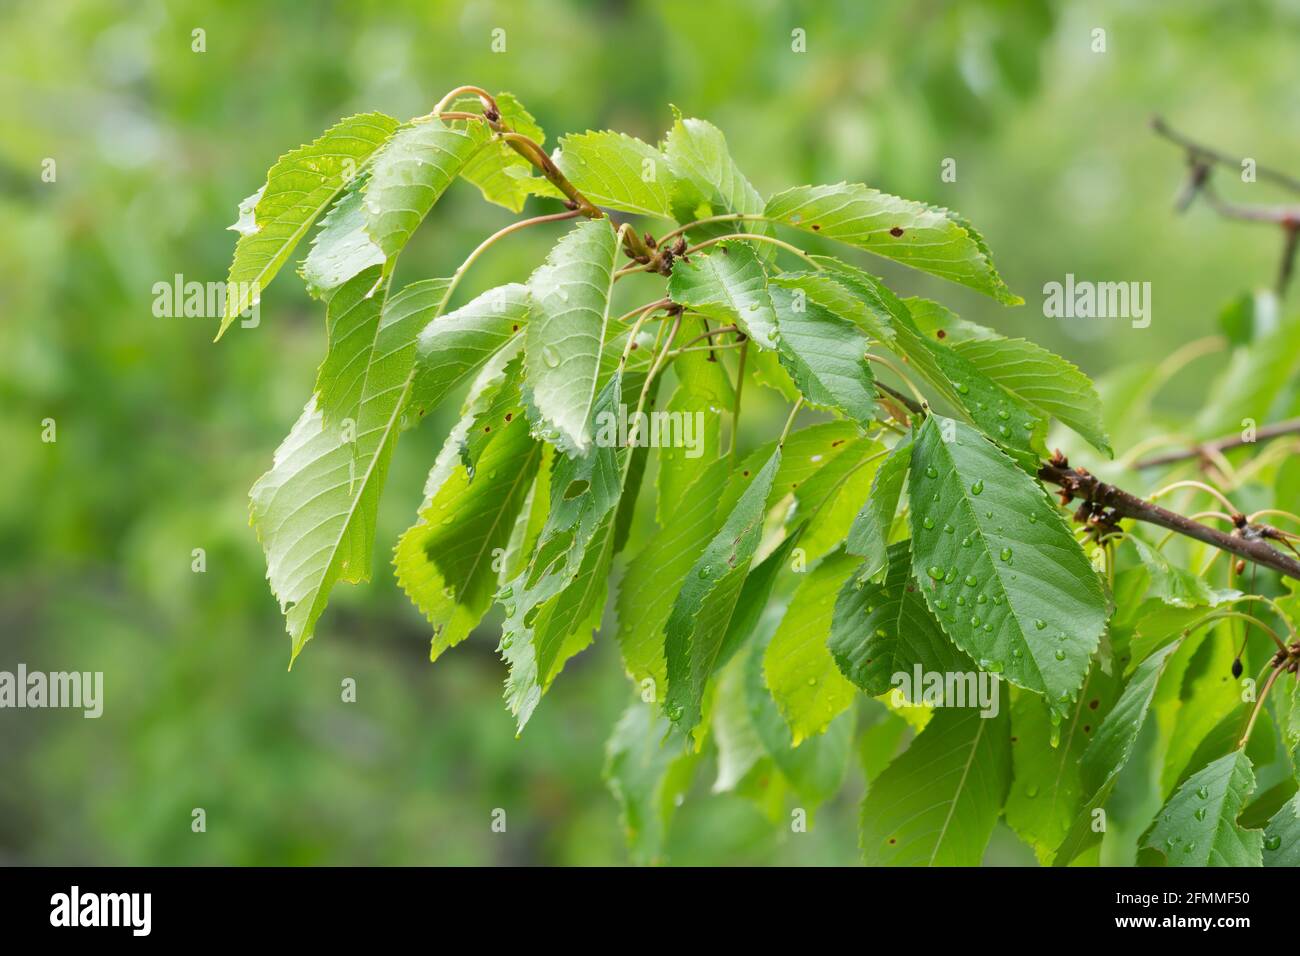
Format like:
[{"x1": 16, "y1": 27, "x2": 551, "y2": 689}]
[{"x1": 1152, "y1": 115, "x2": 1300, "y2": 294}]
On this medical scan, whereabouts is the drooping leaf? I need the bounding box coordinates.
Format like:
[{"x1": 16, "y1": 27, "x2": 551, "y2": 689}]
[
  {"x1": 1053, "y1": 642, "x2": 1181, "y2": 866},
  {"x1": 1005, "y1": 663, "x2": 1120, "y2": 864},
  {"x1": 764, "y1": 183, "x2": 1021, "y2": 304},
  {"x1": 500, "y1": 375, "x2": 628, "y2": 730},
  {"x1": 712, "y1": 651, "x2": 768, "y2": 793},
  {"x1": 604, "y1": 700, "x2": 701, "y2": 865},
  {"x1": 311, "y1": 264, "x2": 391, "y2": 423},
  {"x1": 717, "y1": 530, "x2": 804, "y2": 670},
  {"x1": 218, "y1": 112, "x2": 399, "y2": 337},
  {"x1": 524, "y1": 218, "x2": 620, "y2": 454},
  {"x1": 664, "y1": 446, "x2": 781, "y2": 734},
  {"x1": 667, "y1": 242, "x2": 778, "y2": 348},
  {"x1": 745, "y1": 637, "x2": 854, "y2": 804},
  {"x1": 250, "y1": 268, "x2": 422, "y2": 661},
  {"x1": 299, "y1": 174, "x2": 386, "y2": 300},
  {"x1": 830, "y1": 540, "x2": 976, "y2": 697},
  {"x1": 617, "y1": 459, "x2": 730, "y2": 699},
  {"x1": 907, "y1": 415, "x2": 1108, "y2": 712},
  {"x1": 763, "y1": 549, "x2": 860, "y2": 743},
  {"x1": 719, "y1": 420, "x2": 862, "y2": 515},
  {"x1": 394, "y1": 389, "x2": 542, "y2": 661},
  {"x1": 1142, "y1": 749, "x2": 1264, "y2": 866},
  {"x1": 362, "y1": 117, "x2": 492, "y2": 258},
  {"x1": 555, "y1": 130, "x2": 676, "y2": 219},
  {"x1": 845, "y1": 434, "x2": 912, "y2": 579},
  {"x1": 410, "y1": 282, "x2": 530, "y2": 413},
  {"x1": 859, "y1": 706, "x2": 1011, "y2": 865},
  {"x1": 792, "y1": 436, "x2": 887, "y2": 561},
  {"x1": 770, "y1": 286, "x2": 877, "y2": 426},
  {"x1": 656, "y1": 319, "x2": 733, "y2": 522}
]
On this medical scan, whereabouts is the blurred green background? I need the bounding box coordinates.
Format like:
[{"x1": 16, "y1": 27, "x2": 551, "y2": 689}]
[{"x1": 2, "y1": 0, "x2": 1298, "y2": 865}]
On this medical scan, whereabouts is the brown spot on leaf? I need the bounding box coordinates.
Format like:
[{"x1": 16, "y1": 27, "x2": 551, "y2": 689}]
[
  {"x1": 889, "y1": 226, "x2": 904, "y2": 237},
  {"x1": 936, "y1": 329, "x2": 946, "y2": 339}
]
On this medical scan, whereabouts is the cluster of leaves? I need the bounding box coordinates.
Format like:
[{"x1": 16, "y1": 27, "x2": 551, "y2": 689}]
[{"x1": 219, "y1": 89, "x2": 1300, "y2": 866}]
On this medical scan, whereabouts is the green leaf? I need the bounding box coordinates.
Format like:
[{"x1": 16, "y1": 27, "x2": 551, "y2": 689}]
[
  {"x1": 604, "y1": 700, "x2": 700, "y2": 865},
  {"x1": 719, "y1": 420, "x2": 862, "y2": 514},
  {"x1": 1263, "y1": 791, "x2": 1300, "y2": 867},
  {"x1": 770, "y1": 286, "x2": 877, "y2": 425},
  {"x1": 411, "y1": 282, "x2": 530, "y2": 413},
  {"x1": 717, "y1": 531, "x2": 803, "y2": 670},
  {"x1": 948, "y1": 334, "x2": 1113, "y2": 457},
  {"x1": 500, "y1": 375, "x2": 628, "y2": 730},
  {"x1": 765, "y1": 183, "x2": 1021, "y2": 305},
  {"x1": 310, "y1": 264, "x2": 391, "y2": 423},
  {"x1": 1143, "y1": 749, "x2": 1264, "y2": 866},
  {"x1": 555, "y1": 130, "x2": 676, "y2": 219},
  {"x1": 859, "y1": 706, "x2": 1011, "y2": 865},
  {"x1": 362, "y1": 118, "x2": 491, "y2": 258},
  {"x1": 394, "y1": 395, "x2": 542, "y2": 661},
  {"x1": 712, "y1": 651, "x2": 768, "y2": 793},
  {"x1": 524, "y1": 219, "x2": 620, "y2": 455},
  {"x1": 907, "y1": 415, "x2": 1108, "y2": 712},
  {"x1": 845, "y1": 435, "x2": 912, "y2": 579},
  {"x1": 1054, "y1": 642, "x2": 1181, "y2": 865},
  {"x1": 1128, "y1": 537, "x2": 1239, "y2": 609},
  {"x1": 656, "y1": 317, "x2": 733, "y2": 522},
  {"x1": 793, "y1": 436, "x2": 887, "y2": 562},
  {"x1": 456, "y1": 92, "x2": 553, "y2": 212},
  {"x1": 922, "y1": 338, "x2": 1048, "y2": 467},
  {"x1": 1005, "y1": 663, "x2": 1120, "y2": 864},
  {"x1": 299, "y1": 173, "x2": 386, "y2": 300},
  {"x1": 745, "y1": 637, "x2": 854, "y2": 804},
  {"x1": 794, "y1": 258, "x2": 966, "y2": 413},
  {"x1": 664, "y1": 446, "x2": 781, "y2": 734},
  {"x1": 249, "y1": 268, "x2": 420, "y2": 661},
  {"x1": 617, "y1": 459, "x2": 730, "y2": 698},
  {"x1": 664, "y1": 111, "x2": 768, "y2": 243},
  {"x1": 218, "y1": 112, "x2": 399, "y2": 338},
  {"x1": 829, "y1": 540, "x2": 976, "y2": 697},
  {"x1": 763, "y1": 549, "x2": 860, "y2": 743},
  {"x1": 666, "y1": 242, "x2": 778, "y2": 348}
]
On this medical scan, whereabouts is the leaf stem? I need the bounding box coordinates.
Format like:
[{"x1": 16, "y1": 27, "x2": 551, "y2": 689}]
[
  {"x1": 432, "y1": 86, "x2": 498, "y2": 115},
  {"x1": 778, "y1": 396, "x2": 805, "y2": 447},
  {"x1": 1238, "y1": 664, "x2": 1286, "y2": 749},
  {"x1": 619, "y1": 297, "x2": 674, "y2": 366},
  {"x1": 656, "y1": 213, "x2": 770, "y2": 247},
  {"x1": 866, "y1": 354, "x2": 928, "y2": 410},
  {"x1": 445, "y1": 209, "x2": 583, "y2": 303},
  {"x1": 685, "y1": 233, "x2": 822, "y2": 269}
]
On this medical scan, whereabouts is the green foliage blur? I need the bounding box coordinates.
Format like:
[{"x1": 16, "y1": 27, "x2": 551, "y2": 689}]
[{"x1": 2, "y1": 0, "x2": 1297, "y2": 865}]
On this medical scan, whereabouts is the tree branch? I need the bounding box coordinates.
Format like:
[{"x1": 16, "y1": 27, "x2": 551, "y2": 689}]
[
  {"x1": 873, "y1": 384, "x2": 1300, "y2": 581},
  {"x1": 1135, "y1": 417, "x2": 1300, "y2": 469},
  {"x1": 1152, "y1": 115, "x2": 1300, "y2": 295},
  {"x1": 1038, "y1": 454, "x2": 1300, "y2": 581}
]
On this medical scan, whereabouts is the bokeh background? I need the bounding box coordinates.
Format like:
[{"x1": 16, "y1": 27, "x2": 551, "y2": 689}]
[{"x1": 3, "y1": 0, "x2": 1298, "y2": 865}]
